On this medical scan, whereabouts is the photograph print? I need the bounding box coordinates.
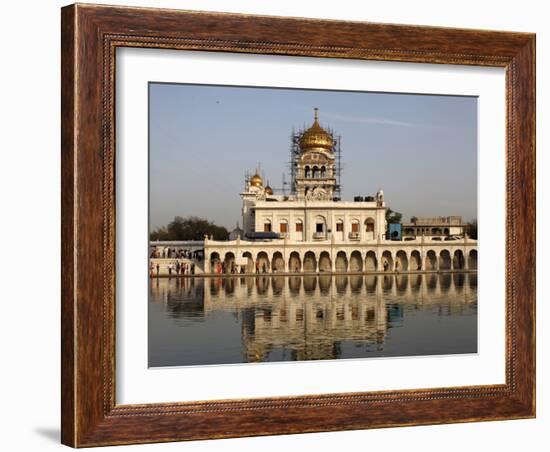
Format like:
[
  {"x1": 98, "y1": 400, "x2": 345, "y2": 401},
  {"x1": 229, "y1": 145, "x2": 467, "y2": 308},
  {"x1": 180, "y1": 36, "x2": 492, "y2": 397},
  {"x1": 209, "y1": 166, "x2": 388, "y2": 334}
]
[{"x1": 148, "y1": 83, "x2": 478, "y2": 367}]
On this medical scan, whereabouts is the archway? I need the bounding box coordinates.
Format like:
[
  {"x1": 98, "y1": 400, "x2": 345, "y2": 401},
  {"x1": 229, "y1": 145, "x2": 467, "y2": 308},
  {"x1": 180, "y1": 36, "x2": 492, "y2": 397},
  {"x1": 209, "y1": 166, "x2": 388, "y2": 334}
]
[
  {"x1": 395, "y1": 250, "x2": 408, "y2": 271},
  {"x1": 453, "y1": 272, "x2": 465, "y2": 291},
  {"x1": 410, "y1": 273, "x2": 422, "y2": 290},
  {"x1": 349, "y1": 251, "x2": 363, "y2": 272},
  {"x1": 288, "y1": 276, "x2": 301, "y2": 294},
  {"x1": 382, "y1": 275, "x2": 393, "y2": 291},
  {"x1": 453, "y1": 250, "x2": 465, "y2": 270},
  {"x1": 303, "y1": 251, "x2": 317, "y2": 272},
  {"x1": 210, "y1": 252, "x2": 220, "y2": 273},
  {"x1": 439, "y1": 250, "x2": 452, "y2": 270},
  {"x1": 303, "y1": 275, "x2": 317, "y2": 293},
  {"x1": 365, "y1": 275, "x2": 377, "y2": 292},
  {"x1": 242, "y1": 251, "x2": 254, "y2": 273},
  {"x1": 381, "y1": 250, "x2": 393, "y2": 272},
  {"x1": 256, "y1": 276, "x2": 269, "y2": 295},
  {"x1": 336, "y1": 275, "x2": 348, "y2": 294},
  {"x1": 272, "y1": 251, "x2": 285, "y2": 272},
  {"x1": 396, "y1": 274, "x2": 408, "y2": 292},
  {"x1": 426, "y1": 273, "x2": 437, "y2": 292},
  {"x1": 289, "y1": 251, "x2": 301, "y2": 273},
  {"x1": 223, "y1": 252, "x2": 236, "y2": 274},
  {"x1": 256, "y1": 251, "x2": 270, "y2": 273},
  {"x1": 223, "y1": 277, "x2": 235, "y2": 294},
  {"x1": 365, "y1": 251, "x2": 377, "y2": 272},
  {"x1": 318, "y1": 251, "x2": 331, "y2": 272},
  {"x1": 335, "y1": 251, "x2": 348, "y2": 272},
  {"x1": 425, "y1": 250, "x2": 437, "y2": 270},
  {"x1": 440, "y1": 274, "x2": 451, "y2": 292},
  {"x1": 410, "y1": 250, "x2": 422, "y2": 271},
  {"x1": 469, "y1": 272, "x2": 478, "y2": 289},
  {"x1": 272, "y1": 276, "x2": 284, "y2": 295},
  {"x1": 350, "y1": 274, "x2": 363, "y2": 292},
  {"x1": 319, "y1": 275, "x2": 331, "y2": 294},
  {"x1": 468, "y1": 249, "x2": 478, "y2": 269}
]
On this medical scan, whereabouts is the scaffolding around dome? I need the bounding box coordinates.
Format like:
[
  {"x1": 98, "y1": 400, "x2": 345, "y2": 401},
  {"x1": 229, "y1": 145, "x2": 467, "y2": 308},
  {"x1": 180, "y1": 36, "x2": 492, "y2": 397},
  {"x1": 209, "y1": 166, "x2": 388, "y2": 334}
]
[{"x1": 289, "y1": 108, "x2": 343, "y2": 200}]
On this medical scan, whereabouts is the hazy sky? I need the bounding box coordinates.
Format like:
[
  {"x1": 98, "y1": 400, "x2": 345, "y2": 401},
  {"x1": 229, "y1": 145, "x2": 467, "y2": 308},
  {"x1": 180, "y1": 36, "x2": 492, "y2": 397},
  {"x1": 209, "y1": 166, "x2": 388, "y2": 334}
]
[{"x1": 149, "y1": 83, "x2": 477, "y2": 231}]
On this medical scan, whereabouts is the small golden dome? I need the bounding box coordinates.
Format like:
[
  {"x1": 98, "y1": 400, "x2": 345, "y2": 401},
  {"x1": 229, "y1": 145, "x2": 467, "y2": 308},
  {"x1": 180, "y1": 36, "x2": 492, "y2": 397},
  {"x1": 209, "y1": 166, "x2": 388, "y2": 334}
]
[
  {"x1": 250, "y1": 173, "x2": 263, "y2": 187},
  {"x1": 265, "y1": 184, "x2": 273, "y2": 195},
  {"x1": 299, "y1": 108, "x2": 333, "y2": 152}
]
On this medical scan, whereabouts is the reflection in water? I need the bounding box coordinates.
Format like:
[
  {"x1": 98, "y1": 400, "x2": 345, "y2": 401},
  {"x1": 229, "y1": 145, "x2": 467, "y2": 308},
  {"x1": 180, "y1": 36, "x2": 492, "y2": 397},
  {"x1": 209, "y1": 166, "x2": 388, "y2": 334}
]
[{"x1": 149, "y1": 274, "x2": 477, "y2": 367}]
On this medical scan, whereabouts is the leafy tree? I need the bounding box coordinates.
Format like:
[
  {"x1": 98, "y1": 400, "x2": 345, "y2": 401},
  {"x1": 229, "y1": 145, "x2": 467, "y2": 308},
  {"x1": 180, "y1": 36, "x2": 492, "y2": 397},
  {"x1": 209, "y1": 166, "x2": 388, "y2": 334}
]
[
  {"x1": 385, "y1": 208, "x2": 403, "y2": 224},
  {"x1": 150, "y1": 216, "x2": 229, "y2": 241}
]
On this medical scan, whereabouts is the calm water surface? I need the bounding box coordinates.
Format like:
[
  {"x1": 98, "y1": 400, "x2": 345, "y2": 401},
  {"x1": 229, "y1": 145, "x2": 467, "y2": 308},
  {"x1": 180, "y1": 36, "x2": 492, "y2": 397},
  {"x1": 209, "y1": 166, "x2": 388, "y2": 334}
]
[{"x1": 149, "y1": 273, "x2": 477, "y2": 367}]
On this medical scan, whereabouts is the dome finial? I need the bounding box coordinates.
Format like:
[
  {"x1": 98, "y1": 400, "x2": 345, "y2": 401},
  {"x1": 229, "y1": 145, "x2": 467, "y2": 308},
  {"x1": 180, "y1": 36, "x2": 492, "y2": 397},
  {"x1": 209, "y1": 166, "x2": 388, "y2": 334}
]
[{"x1": 314, "y1": 107, "x2": 319, "y2": 121}]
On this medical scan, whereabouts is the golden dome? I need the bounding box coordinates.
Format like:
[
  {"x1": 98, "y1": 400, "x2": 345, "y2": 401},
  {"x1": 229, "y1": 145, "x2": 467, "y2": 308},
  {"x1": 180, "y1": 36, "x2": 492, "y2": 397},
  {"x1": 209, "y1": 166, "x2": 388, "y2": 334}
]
[
  {"x1": 265, "y1": 183, "x2": 273, "y2": 195},
  {"x1": 299, "y1": 108, "x2": 333, "y2": 152},
  {"x1": 250, "y1": 173, "x2": 263, "y2": 187}
]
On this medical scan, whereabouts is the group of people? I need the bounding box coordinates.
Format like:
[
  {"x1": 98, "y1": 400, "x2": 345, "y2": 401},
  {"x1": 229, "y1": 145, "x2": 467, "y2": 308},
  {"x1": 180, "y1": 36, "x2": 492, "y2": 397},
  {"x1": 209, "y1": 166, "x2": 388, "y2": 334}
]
[
  {"x1": 212, "y1": 261, "x2": 243, "y2": 275},
  {"x1": 150, "y1": 247, "x2": 202, "y2": 261},
  {"x1": 150, "y1": 260, "x2": 196, "y2": 278}
]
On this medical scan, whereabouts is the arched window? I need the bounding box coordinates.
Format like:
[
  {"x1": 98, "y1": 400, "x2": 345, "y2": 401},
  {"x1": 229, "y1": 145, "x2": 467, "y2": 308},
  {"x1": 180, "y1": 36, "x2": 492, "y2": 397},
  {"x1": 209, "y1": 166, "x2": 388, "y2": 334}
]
[
  {"x1": 365, "y1": 218, "x2": 375, "y2": 232},
  {"x1": 304, "y1": 166, "x2": 310, "y2": 178},
  {"x1": 314, "y1": 215, "x2": 326, "y2": 234},
  {"x1": 320, "y1": 166, "x2": 326, "y2": 178},
  {"x1": 263, "y1": 219, "x2": 272, "y2": 232},
  {"x1": 312, "y1": 166, "x2": 319, "y2": 178}
]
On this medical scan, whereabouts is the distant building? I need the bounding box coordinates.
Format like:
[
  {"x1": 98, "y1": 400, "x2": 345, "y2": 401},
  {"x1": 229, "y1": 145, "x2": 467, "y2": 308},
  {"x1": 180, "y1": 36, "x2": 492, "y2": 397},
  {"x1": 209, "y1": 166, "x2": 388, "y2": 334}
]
[
  {"x1": 229, "y1": 222, "x2": 244, "y2": 241},
  {"x1": 401, "y1": 216, "x2": 468, "y2": 240}
]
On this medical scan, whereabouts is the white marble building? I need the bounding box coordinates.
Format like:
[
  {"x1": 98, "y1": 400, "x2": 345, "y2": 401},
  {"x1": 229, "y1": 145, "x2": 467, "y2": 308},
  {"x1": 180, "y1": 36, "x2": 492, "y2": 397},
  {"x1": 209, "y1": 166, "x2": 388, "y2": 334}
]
[
  {"x1": 240, "y1": 108, "x2": 386, "y2": 244},
  {"x1": 203, "y1": 109, "x2": 477, "y2": 274}
]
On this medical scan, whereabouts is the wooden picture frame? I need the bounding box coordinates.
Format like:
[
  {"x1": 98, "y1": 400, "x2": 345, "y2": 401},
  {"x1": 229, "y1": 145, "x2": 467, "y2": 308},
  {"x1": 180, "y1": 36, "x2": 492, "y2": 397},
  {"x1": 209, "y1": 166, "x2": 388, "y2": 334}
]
[{"x1": 61, "y1": 3, "x2": 535, "y2": 447}]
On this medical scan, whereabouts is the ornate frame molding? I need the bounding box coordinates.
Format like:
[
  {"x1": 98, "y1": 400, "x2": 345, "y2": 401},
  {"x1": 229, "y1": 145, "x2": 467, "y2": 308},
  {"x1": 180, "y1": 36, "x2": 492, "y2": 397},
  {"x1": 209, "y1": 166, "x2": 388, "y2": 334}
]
[{"x1": 61, "y1": 4, "x2": 535, "y2": 447}]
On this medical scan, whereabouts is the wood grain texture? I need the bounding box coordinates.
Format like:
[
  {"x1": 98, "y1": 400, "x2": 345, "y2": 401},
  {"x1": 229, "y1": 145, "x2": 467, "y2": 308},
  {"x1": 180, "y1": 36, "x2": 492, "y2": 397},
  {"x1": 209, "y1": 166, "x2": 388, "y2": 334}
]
[{"x1": 60, "y1": 3, "x2": 536, "y2": 447}]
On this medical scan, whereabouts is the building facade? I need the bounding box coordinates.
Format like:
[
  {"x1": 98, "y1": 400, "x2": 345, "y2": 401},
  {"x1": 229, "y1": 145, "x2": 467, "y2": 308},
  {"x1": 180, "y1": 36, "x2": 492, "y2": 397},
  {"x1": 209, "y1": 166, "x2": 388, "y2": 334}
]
[{"x1": 201, "y1": 109, "x2": 477, "y2": 274}]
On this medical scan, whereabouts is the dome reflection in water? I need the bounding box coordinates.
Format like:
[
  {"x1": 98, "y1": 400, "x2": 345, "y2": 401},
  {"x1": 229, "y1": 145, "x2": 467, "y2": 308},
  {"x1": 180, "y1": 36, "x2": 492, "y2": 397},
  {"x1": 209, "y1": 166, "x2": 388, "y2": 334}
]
[{"x1": 149, "y1": 274, "x2": 477, "y2": 367}]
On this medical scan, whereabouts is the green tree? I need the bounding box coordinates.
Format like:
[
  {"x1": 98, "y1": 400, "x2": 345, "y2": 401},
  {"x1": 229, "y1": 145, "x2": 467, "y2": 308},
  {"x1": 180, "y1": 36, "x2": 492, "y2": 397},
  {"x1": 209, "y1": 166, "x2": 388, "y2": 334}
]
[
  {"x1": 150, "y1": 216, "x2": 229, "y2": 241},
  {"x1": 385, "y1": 208, "x2": 403, "y2": 224}
]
